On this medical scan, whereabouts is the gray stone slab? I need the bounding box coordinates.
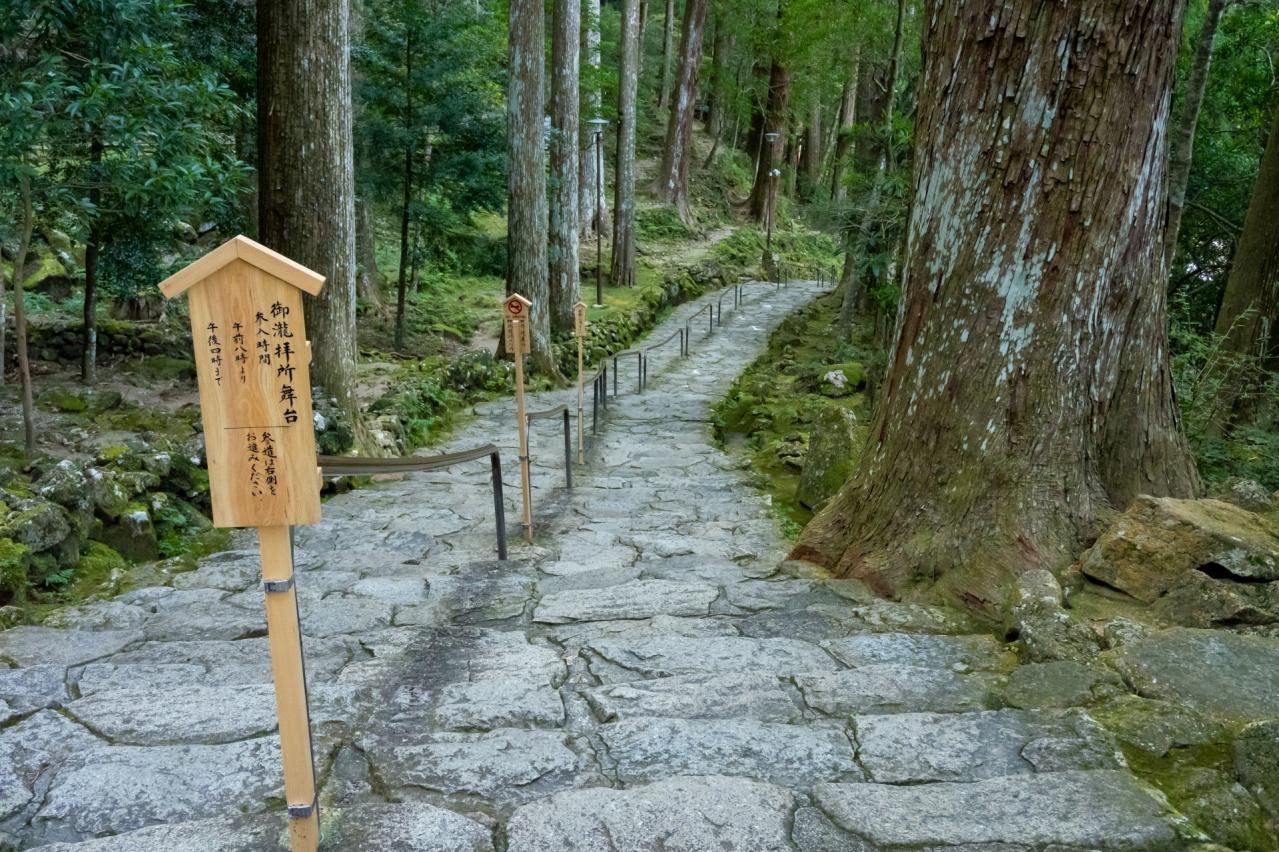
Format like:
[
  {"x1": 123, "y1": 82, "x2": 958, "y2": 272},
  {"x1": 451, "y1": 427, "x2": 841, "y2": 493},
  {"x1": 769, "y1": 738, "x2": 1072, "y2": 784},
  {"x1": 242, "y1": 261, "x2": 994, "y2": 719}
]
[
  {"x1": 584, "y1": 636, "x2": 838, "y2": 682},
  {"x1": 299, "y1": 596, "x2": 394, "y2": 637},
  {"x1": 1001, "y1": 660, "x2": 1128, "y2": 709},
  {"x1": 808, "y1": 771, "x2": 1178, "y2": 850},
  {"x1": 813, "y1": 600, "x2": 983, "y2": 635},
  {"x1": 99, "y1": 636, "x2": 354, "y2": 687},
  {"x1": 28, "y1": 816, "x2": 279, "y2": 851},
  {"x1": 797, "y1": 664, "x2": 998, "y2": 716},
  {"x1": 324, "y1": 803, "x2": 494, "y2": 851},
  {"x1": 0, "y1": 663, "x2": 68, "y2": 714},
  {"x1": 721, "y1": 579, "x2": 821, "y2": 612},
  {"x1": 855, "y1": 709, "x2": 1125, "y2": 783},
  {"x1": 543, "y1": 615, "x2": 738, "y2": 647},
  {"x1": 1111, "y1": 628, "x2": 1279, "y2": 722},
  {"x1": 33, "y1": 738, "x2": 283, "y2": 843},
  {"x1": 362, "y1": 728, "x2": 583, "y2": 801},
  {"x1": 822, "y1": 632, "x2": 1016, "y2": 672},
  {"x1": 601, "y1": 717, "x2": 861, "y2": 786},
  {"x1": 350, "y1": 576, "x2": 431, "y2": 605},
  {"x1": 534, "y1": 580, "x2": 719, "y2": 623},
  {"x1": 585, "y1": 673, "x2": 800, "y2": 722},
  {"x1": 65, "y1": 684, "x2": 278, "y2": 745},
  {"x1": 506, "y1": 775, "x2": 796, "y2": 852},
  {"x1": 41, "y1": 600, "x2": 148, "y2": 631},
  {"x1": 0, "y1": 627, "x2": 141, "y2": 667},
  {"x1": 433, "y1": 677, "x2": 565, "y2": 730}
]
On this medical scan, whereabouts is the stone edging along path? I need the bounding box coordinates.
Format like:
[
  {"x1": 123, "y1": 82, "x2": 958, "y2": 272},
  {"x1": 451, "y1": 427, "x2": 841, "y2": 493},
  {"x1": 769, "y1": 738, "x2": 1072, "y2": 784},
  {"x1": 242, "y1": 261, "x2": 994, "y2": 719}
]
[{"x1": 1, "y1": 278, "x2": 1192, "y2": 850}]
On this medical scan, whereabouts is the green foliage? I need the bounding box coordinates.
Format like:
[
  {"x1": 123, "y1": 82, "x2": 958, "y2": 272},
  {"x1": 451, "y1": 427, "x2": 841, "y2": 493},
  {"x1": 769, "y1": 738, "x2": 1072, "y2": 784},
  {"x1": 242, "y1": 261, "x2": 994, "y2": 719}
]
[
  {"x1": 0, "y1": 538, "x2": 32, "y2": 601},
  {"x1": 637, "y1": 206, "x2": 695, "y2": 241}
]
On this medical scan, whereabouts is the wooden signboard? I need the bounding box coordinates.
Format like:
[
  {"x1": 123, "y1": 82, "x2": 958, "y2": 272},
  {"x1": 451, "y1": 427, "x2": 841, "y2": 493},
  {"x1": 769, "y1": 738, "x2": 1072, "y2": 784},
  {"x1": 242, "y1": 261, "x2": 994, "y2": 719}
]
[
  {"x1": 159, "y1": 236, "x2": 322, "y2": 528},
  {"x1": 159, "y1": 235, "x2": 323, "y2": 852}
]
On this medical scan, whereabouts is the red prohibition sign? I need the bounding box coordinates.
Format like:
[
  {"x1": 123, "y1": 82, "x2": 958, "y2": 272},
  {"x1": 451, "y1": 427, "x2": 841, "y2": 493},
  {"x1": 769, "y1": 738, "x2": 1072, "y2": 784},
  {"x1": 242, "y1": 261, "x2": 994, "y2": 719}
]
[{"x1": 507, "y1": 301, "x2": 524, "y2": 317}]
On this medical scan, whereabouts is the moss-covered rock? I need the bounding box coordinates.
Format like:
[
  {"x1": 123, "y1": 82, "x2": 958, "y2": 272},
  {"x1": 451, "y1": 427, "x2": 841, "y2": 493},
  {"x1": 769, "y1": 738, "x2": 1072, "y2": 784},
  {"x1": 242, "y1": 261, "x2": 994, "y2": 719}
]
[
  {"x1": 0, "y1": 500, "x2": 74, "y2": 558},
  {"x1": 0, "y1": 537, "x2": 32, "y2": 600},
  {"x1": 1080, "y1": 496, "x2": 1279, "y2": 603},
  {"x1": 818, "y1": 363, "x2": 865, "y2": 398},
  {"x1": 94, "y1": 502, "x2": 158, "y2": 562},
  {"x1": 797, "y1": 406, "x2": 860, "y2": 511},
  {"x1": 40, "y1": 388, "x2": 88, "y2": 413},
  {"x1": 137, "y1": 354, "x2": 197, "y2": 381}
]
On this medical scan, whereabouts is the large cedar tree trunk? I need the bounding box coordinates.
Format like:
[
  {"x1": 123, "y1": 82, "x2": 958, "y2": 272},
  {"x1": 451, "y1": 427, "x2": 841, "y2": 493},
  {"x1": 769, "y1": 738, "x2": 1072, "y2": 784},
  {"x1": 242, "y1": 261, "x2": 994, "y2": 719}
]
[
  {"x1": 580, "y1": 0, "x2": 608, "y2": 237},
  {"x1": 258, "y1": 0, "x2": 363, "y2": 433},
  {"x1": 356, "y1": 197, "x2": 383, "y2": 312},
  {"x1": 793, "y1": 0, "x2": 1199, "y2": 614},
  {"x1": 654, "y1": 0, "x2": 709, "y2": 224},
  {"x1": 507, "y1": 0, "x2": 555, "y2": 368},
  {"x1": 550, "y1": 0, "x2": 582, "y2": 332},
  {"x1": 829, "y1": 48, "x2": 859, "y2": 203},
  {"x1": 610, "y1": 0, "x2": 641, "y2": 288},
  {"x1": 748, "y1": 57, "x2": 790, "y2": 223},
  {"x1": 1164, "y1": 0, "x2": 1233, "y2": 267},
  {"x1": 1214, "y1": 97, "x2": 1279, "y2": 383},
  {"x1": 658, "y1": 0, "x2": 676, "y2": 109}
]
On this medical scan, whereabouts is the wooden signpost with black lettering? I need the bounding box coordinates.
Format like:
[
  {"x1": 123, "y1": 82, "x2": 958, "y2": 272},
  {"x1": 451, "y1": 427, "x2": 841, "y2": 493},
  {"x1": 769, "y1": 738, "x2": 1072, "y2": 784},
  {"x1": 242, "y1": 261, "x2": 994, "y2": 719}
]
[
  {"x1": 159, "y1": 235, "x2": 322, "y2": 852},
  {"x1": 504, "y1": 293, "x2": 534, "y2": 542},
  {"x1": 574, "y1": 301, "x2": 587, "y2": 465}
]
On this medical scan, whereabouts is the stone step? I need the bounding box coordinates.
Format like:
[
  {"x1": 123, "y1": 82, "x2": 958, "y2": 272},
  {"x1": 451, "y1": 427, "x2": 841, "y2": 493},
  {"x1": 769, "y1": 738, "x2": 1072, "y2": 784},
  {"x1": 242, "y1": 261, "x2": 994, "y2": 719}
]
[
  {"x1": 821, "y1": 632, "x2": 1017, "y2": 672},
  {"x1": 506, "y1": 775, "x2": 796, "y2": 851},
  {"x1": 796, "y1": 664, "x2": 999, "y2": 716},
  {"x1": 584, "y1": 672, "x2": 801, "y2": 722},
  {"x1": 533, "y1": 579, "x2": 720, "y2": 623},
  {"x1": 583, "y1": 636, "x2": 840, "y2": 682},
  {"x1": 798, "y1": 770, "x2": 1180, "y2": 850},
  {"x1": 600, "y1": 716, "x2": 862, "y2": 787}
]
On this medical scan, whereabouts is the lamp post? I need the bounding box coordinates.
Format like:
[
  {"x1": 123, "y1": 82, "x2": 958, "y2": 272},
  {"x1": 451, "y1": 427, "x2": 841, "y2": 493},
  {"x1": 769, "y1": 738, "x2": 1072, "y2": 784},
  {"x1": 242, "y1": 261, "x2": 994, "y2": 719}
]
[{"x1": 587, "y1": 117, "x2": 609, "y2": 308}]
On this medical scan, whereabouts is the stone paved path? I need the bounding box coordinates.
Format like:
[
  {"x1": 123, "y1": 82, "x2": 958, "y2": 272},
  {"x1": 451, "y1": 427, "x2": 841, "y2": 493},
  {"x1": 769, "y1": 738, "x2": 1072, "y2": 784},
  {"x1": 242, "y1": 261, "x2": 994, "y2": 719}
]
[{"x1": 1, "y1": 279, "x2": 1192, "y2": 850}]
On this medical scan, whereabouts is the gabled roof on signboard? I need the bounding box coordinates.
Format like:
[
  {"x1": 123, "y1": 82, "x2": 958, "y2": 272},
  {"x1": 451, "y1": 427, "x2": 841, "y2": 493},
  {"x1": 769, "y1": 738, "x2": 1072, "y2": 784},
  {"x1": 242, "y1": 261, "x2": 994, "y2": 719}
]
[{"x1": 158, "y1": 235, "x2": 326, "y2": 299}]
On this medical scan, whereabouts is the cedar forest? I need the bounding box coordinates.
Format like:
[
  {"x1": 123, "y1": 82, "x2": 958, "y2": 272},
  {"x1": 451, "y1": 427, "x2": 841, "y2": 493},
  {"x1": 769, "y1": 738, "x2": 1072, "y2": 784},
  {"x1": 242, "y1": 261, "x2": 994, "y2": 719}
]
[{"x1": 3, "y1": 0, "x2": 1279, "y2": 615}]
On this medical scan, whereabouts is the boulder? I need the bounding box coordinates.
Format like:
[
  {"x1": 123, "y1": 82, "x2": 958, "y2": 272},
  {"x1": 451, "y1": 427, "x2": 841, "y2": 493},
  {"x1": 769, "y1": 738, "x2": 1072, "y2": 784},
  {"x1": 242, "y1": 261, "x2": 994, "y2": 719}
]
[
  {"x1": 95, "y1": 504, "x2": 158, "y2": 562},
  {"x1": 1151, "y1": 569, "x2": 1278, "y2": 628},
  {"x1": 818, "y1": 362, "x2": 864, "y2": 398},
  {"x1": 1005, "y1": 569, "x2": 1102, "y2": 663},
  {"x1": 1080, "y1": 496, "x2": 1279, "y2": 602},
  {"x1": 0, "y1": 500, "x2": 76, "y2": 563},
  {"x1": 1209, "y1": 477, "x2": 1274, "y2": 513},
  {"x1": 1235, "y1": 720, "x2": 1279, "y2": 819},
  {"x1": 797, "y1": 406, "x2": 859, "y2": 510}
]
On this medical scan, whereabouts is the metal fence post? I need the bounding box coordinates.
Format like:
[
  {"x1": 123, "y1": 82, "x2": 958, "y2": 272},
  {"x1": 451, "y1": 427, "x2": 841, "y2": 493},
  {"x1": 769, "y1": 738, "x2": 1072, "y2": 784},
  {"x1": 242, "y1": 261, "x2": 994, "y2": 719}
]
[
  {"x1": 562, "y1": 409, "x2": 573, "y2": 489},
  {"x1": 489, "y1": 451, "x2": 508, "y2": 561}
]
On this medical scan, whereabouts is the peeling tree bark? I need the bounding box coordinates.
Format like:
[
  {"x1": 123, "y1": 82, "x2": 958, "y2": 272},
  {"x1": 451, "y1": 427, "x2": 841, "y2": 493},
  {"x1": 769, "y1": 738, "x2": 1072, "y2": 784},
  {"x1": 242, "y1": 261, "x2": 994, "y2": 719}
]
[
  {"x1": 794, "y1": 0, "x2": 1199, "y2": 615},
  {"x1": 1164, "y1": 0, "x2": 1233, "y2": 268},
  {"x1": 611, "y1": 0, "x2": 641, "y2": 288},
  {"x1": 258, "y1": 0, "x2": 364, "y2": 437},
  {"x1": 829, "y1": 47, "x2": 859, "y2": 203},
  {"x1": 654, "y1": 0, "x2": 709, "y2": 224},
  {"x1": 580, "y1": 0, "x2": 608, "y2": 237},
  {"x1": 507, "y1": 0, "x2": 555, "y2": 368},
  {"x1": 550, "y1": 0, "x2": 582, "y2": 332}
]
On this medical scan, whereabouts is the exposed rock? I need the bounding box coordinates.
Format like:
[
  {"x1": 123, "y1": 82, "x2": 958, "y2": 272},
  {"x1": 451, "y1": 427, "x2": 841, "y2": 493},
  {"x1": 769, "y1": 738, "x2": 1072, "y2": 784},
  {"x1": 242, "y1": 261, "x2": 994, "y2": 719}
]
[
  {"x1": 1235, "y1": 720, "x2": 1279, "y2": 819},
  {"x1": 0, "y1": 500, "x2": 75, "y2": 563},
  {"x1": 1080, "y1": 495, "x2": 1279, "y2": 601},
  {"x1": 807, "y1": 771, "x2": 1178, "y2": 850},
  {"x1": 797, "y1": 664, "x2": 997, "y2": 716},
  {"x1": 63, "y1": 684, "x2": 279, "y2": 745},
  {"x1": 600, "y1": 717, "x2": 861, "y2": 786},
  {"x1": 28, "y1": 816, "x2": 279, "y2": 851},
  {"x1": 96, "y1": 504, "x2": 159, "y2": 561},
  {"x1": 855, "y1": 709, "x2": 1124, "y2": 783},
  {"x1": 533, "y1": 579, "x2": 719, "y2": 623},
  {"x1": 820, "y1": 632, "x2": 1016, "y2": 672},
  {"x1": 1209, "y1": 477, "x2": 1274, "y2": 513},
  {"x1": 506, "y1": 776, "x2": 796, "y2": 852},
  {"x1": 798, "y1": 406, "x2": 859, "y2": 510},
  {"x1": 1151, "y1": 568, "x2": 1278, "y2": 628},
  {"x1": 1109, "y1": 628, "x2": 1279, "y2": 722},
  {"x1": 432, "y1": 677, "x2": 564, "y2": 730},
  {"x1": 1005, "y1": 569, "x2": 1103, "y2": 663},
  {"x1": 584, "y1": 673, "x2": 800, "y2": 722},
  {"x1": 0, "y1": 663, "x2": 68, "y2": 714},
  {"x1": 1001, "y1": 661, "x2": 1127, "y2": 709}
]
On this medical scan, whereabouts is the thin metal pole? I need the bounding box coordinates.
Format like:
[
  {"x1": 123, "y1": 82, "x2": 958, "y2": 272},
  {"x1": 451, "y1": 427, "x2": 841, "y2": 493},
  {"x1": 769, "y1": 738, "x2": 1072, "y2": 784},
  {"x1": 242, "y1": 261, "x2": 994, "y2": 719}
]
[
  {"x1": 490, "y1": 452, "x2": 508, "y2": 560},
  {"x1": 613, "y1": 355, "x2": 619, "y2": 395},
  {"x1": 595, "y1": 131, "x2": 604, "y2": 307}
]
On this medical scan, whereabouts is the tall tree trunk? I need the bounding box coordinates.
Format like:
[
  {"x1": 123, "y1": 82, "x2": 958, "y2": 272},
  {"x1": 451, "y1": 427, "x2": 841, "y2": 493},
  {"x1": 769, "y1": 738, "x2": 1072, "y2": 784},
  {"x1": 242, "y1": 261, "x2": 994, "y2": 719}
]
[
  {"x1": 356, "y1": 197, "x2": 383, "y2": 311},
  {"x1": 611, "y1": 0, "x2": 641, "y2": 288},
  {"x1": 507, "y1": 0, "x2": 555, "y2": 368},
  {"x1": 654, "y1": 0, "x2": 709, "y2": 224},
  {"x1": 82, "y1": 133, "x2": 102, "y2": 385},
  {"x1": 550, "y1": 0, "x2": 582, "y2": 332},
  {"x1": 802, "y1": 103, "x2": 821, "y2": 195},
  {"x1": 394, "y1": 56, "x2": 414, "y2": 350},
  {"x1": 658, "y1": 0, "x2": 676, "y2": 108},
  {"x1": 258, "y1": 0, "x2": 363, "y2": 436},
  {"x1": 1164, "y1": 0, "x2": 1233, "y2": 268},
  {"x1": 829, "y1": 47, "x2": 859, "y2": 203},
  {"x1": 580, "y1": 0, "x2": 608, "y2": 237},
  {"x1": 702, "y1": 11, "x2": 731, "y2": 169},
  {"x1": 0, "y1": 228, "x2": 6, "y2": 388},
  {"x1": 1213, "y1": 95, "x2": 1279, "y2": 402},
  {"x1": 15, "y1": 177, "x2": 35, "y2": 450},
  {"x1": 794, "y1": 0, "x2": 1199, "y2": 615},
  {"x1": 749, "y1": 31, "x2": 790, "y2": 223}
]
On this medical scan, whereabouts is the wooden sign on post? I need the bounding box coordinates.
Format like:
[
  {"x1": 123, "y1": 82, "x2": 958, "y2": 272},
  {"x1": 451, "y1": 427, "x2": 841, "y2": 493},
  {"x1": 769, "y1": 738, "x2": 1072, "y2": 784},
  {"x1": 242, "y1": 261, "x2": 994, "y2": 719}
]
[
  {"x1": 574, "y1": 301, "x2": 587, "y2": 465},
  {"x1": 159, "y1": 235, "x2": 323, "y2": 852},
  {"x1": 504, "y1": 294, "x2": 534, "y2": 543}
]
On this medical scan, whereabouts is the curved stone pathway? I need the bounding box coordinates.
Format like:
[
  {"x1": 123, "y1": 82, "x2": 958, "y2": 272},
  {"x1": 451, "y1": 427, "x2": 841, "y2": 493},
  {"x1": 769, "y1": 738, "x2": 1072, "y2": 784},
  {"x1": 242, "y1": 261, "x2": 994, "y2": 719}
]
[{"x1": 1, "y1": 279, "x2": 1194, "y2": 850}]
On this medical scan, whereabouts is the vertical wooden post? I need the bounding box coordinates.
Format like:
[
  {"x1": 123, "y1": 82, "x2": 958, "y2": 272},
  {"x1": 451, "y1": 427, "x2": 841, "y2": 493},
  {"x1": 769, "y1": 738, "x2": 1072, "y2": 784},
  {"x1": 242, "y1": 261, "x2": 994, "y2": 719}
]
[
  {"x1": 512, "y1": 317, "x2": 533, "y2": 542},
  {"x1": 258, "y1": 525, "x2": 319, "y2": 852}
]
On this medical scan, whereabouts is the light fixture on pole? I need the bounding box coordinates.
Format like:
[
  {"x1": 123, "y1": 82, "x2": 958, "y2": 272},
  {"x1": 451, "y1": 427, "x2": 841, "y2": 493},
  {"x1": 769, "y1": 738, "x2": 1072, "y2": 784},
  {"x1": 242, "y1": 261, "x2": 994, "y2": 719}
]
[
  {"x1": 766, "y1": 167, "x2": 782, "y2": 266},
  {"x1": 586, "y1": 117, "x2": 609, "y2": 308}
]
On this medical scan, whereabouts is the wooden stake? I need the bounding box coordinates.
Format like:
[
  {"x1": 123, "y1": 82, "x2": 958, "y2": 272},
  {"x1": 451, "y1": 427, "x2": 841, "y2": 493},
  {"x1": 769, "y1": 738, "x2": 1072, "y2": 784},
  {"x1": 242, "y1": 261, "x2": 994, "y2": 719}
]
[
  {"x1": 258, "y1": 525, "x2": 319, "y2": 852},
  {"x1": 512, "y1": 318, "x2": 533, "y2": 543}
]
